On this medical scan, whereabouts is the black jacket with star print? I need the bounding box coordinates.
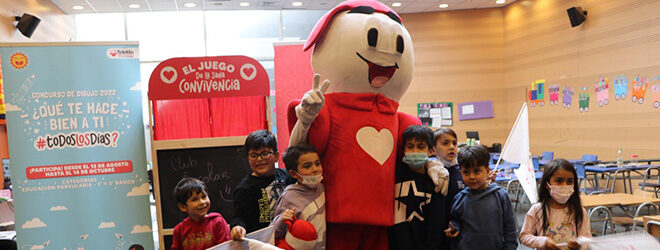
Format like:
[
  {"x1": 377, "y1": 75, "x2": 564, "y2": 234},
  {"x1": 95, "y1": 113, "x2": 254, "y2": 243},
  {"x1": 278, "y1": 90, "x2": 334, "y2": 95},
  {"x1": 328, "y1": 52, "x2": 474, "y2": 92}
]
[{"x1": 388, "y1": 162, "x2": 447, "y2": 250}]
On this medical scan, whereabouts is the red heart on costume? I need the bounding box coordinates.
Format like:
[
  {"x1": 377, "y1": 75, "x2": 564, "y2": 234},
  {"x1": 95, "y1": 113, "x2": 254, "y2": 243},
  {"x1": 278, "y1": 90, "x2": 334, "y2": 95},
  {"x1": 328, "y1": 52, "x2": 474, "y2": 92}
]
[
  {"x1": 242, "y1": 67, "x2": 254, "y2": 78},
  {"x1": 163, "y1": 70, "x2": 175, "y2": 81}
]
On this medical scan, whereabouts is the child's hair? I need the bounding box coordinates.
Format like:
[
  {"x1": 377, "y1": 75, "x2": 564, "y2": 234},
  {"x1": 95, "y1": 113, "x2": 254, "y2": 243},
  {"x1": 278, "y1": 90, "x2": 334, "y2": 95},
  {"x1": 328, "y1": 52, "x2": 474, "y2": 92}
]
[
  {"x1": 283, "y1": 144, "x2": 319, "y2": 172},
  {"x1": 433, "y1": 128, "x2": 458, "y2": 144},
  {"x1": 244, "y1": 129, "x2": 278, "y2": 154},
  {"x1": 457, "y1": 145, "x2": 490, "y2": 170},
  {"x1": 402, "y1": 125, "x2": 434, "y2": 148},
  {"x1": 174, "y1": 177, "x2": 208, "y2": 205},
  {"x1": 538, "y1": 159, "x2": 584, "y2": 233}
]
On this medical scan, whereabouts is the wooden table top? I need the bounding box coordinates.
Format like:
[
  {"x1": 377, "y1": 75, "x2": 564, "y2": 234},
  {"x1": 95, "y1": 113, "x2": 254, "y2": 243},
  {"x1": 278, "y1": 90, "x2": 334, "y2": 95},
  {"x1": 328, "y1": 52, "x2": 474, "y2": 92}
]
[
  {"x1": 643, "y1": 215, "x2": 660, "y2": 231},
  {"x1": 580, "y1": 193, "x2": 660, "y2": 208}
]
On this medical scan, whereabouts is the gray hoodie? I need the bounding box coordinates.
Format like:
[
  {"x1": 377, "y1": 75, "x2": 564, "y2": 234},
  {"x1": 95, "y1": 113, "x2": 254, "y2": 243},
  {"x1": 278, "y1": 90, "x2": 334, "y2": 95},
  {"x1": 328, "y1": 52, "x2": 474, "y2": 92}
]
[
  {"x1": 271, "y1": 183, "x2": 326, "y2": 249},
  {"x1": 449, "y1": 183, "x2": 518, "y2": 250}
]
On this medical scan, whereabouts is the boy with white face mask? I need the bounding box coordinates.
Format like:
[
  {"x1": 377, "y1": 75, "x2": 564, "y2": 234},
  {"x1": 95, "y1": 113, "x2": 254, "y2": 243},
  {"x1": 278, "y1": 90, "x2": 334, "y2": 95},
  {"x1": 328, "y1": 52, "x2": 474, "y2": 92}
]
[
  {"x1": 388, "y1": 125, "x2": 446, "y2": 249},
  {"x1": 271, "y1": 144, "x2": 326, "y2": 249}
]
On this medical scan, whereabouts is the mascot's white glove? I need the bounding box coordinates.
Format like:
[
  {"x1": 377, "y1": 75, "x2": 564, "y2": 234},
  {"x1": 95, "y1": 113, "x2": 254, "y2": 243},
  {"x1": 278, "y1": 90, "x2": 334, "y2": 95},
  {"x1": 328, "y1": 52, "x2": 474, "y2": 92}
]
[
  {"x1": 426, "y1": 160, "x2": 449, "y2": 195},
  {"x1": 295, "y1": 74, "x2": 331, "y2": 126}
]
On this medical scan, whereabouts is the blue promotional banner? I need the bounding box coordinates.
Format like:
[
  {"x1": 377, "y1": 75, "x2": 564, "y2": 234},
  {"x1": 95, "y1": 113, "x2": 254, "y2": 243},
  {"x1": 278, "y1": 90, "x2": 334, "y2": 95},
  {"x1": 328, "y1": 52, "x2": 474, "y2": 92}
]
[{"x1": 0, "y1": 42, "x2": 153, "y2": 249}]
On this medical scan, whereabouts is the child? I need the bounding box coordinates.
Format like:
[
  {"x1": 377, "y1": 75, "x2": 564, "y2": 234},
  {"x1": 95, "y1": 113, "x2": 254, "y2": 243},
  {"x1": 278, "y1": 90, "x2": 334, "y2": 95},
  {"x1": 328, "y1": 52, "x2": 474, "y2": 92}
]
[
  {"x1": 271, "y1": 144, "x2": 326, "y2": 249},
  {"x1": 230, "y1": 130, "x2": 297, "y2": 239},
  {"x1": 433, "y1": 128, "x2": 465, "y2": 209},
  {"x1": 444, "y1": 145, "x2": 517, "y2": 250},
  {"x1": 388, "y1": 125, "x2": 445, "y2": 250},
  {"x1": 519, "y1": 159, "x2": 591, "y2": 249},
  {"x1": 433, "y1": 128, "x2": 463, "y2": 250},
  {"x1": 171, "y1": 177, "x2": 230, "y2": 250}
]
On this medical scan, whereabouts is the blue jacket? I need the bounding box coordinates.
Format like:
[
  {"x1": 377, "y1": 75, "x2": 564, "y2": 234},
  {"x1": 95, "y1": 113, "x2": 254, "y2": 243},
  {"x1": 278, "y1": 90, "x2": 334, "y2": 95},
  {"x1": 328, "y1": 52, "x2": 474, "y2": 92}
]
[{"x1": 449, "y1": 183, "x2": 517, "y2": 250}]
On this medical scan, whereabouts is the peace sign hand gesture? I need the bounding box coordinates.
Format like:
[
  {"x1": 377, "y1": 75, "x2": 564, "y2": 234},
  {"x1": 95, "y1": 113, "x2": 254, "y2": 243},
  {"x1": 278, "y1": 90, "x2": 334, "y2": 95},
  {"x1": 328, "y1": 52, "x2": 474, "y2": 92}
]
[{"x1": 296, "y1": 74, "x2": 331, "y2": 125}]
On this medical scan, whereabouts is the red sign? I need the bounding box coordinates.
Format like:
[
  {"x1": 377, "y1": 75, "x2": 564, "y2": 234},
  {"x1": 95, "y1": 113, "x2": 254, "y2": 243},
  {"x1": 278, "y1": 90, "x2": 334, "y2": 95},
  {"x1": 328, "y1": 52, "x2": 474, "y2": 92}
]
[
  {"x1": 26, "y1": 160, "x2": 133, "y2": 179},
  {"x1": 148, "y1": 55, "x2": 270, "y2": 100}
]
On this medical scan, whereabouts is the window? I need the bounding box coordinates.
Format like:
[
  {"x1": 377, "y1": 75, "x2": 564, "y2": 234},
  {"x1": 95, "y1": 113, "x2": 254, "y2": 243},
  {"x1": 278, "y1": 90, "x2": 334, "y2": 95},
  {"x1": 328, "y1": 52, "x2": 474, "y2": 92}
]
[
  {"x1": 75, "y1": 13, "x2": 126, "y2": 41},
  {"x1": 126, "y1": 11, "x2": 206, "y2": 61}
]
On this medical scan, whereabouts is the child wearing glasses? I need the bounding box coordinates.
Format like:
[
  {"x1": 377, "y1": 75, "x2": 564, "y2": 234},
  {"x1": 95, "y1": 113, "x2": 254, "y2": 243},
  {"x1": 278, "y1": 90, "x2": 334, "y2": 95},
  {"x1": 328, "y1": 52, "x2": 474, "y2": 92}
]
[{"x1": 230, "y1": 130, "x2": 297, "y2": 239}]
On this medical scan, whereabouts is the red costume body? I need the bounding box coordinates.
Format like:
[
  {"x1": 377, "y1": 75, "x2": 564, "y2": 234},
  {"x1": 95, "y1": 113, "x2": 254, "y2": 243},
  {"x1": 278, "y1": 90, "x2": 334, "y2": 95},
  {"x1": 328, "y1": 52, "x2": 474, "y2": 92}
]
[{"x1": 290, "y1": 93, "x2": 420, "y2": 249}]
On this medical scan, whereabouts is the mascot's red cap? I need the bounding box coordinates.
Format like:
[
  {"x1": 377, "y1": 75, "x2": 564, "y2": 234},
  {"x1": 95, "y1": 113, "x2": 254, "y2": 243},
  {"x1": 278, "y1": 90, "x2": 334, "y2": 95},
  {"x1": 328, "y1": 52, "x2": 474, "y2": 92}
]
[{"x1": 303, "y1": 0, "x2": 402, "y2": 51}]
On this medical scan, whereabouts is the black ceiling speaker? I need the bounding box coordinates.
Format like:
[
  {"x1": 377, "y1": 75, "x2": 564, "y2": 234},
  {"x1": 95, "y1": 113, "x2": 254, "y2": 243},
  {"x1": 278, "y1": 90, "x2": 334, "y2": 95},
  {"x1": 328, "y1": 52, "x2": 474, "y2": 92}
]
[
  {"x1": 14, "y1": 13, "x2": 41, "y2": 38},
  {"x1": 567, "y1": 7, "x2": 587, "y2": 27}
]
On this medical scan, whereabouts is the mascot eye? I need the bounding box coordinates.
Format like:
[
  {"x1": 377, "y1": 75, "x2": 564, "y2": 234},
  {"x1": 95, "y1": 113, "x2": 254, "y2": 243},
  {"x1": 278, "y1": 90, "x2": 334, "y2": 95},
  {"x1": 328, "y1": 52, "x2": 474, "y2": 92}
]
[
  {"x1": 367, "y1": 28, "x2": 378, "y2": 47},
  {"x1": 396, "y1": 35, "x2": 404, "y2": 53}
]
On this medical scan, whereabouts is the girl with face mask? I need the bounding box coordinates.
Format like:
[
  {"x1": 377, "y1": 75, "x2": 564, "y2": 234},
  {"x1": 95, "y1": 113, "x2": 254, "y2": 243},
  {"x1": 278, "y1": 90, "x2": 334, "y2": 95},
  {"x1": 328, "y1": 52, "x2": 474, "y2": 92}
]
[{"x1": 520, "y1": 159, "x2": 591, "y2": 250}]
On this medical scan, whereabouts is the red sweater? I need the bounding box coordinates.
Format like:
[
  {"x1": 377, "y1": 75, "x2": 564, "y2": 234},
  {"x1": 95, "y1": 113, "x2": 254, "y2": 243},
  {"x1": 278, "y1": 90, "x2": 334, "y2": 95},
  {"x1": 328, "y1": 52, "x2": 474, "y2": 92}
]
[{"x1": 171, "y1": 212, "x2": 230, "y2": 250}]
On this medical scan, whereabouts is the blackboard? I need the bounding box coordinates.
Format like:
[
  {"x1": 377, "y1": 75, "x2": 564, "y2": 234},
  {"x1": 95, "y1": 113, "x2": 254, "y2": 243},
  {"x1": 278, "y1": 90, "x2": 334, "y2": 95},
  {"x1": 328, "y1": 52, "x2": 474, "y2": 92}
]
[{"x1": 156, "y1": 145, "x2": 251, "y2": 229}]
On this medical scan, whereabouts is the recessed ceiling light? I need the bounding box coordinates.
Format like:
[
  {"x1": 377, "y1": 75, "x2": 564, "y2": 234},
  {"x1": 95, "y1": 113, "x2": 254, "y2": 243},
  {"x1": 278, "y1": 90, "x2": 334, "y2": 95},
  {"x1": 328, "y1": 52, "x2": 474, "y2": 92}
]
[
  {"x1": 239, "y1": 2, "x2": 250, "y2": 7},
  {"x1": 496, "y1": 0, "x2": 506, "y2": 4},
  {"x1": 72, "y1": 5, "x2": 84, "y2": 10},
  {"x1": 292, "y1": 2, "x2": 303, "y2": 7},
  {"x1": 439, "y1": 3, "x2": 449, "y2": 8},
  {"x1": 392, "y1": 2, "x2": 402, "y2": 7},
  {"x1": 129, "y1": 4, "x2": 140, "y2": 9},
  {"x1": 184, "y1": 2, "x2": 196, "y2": 8}
]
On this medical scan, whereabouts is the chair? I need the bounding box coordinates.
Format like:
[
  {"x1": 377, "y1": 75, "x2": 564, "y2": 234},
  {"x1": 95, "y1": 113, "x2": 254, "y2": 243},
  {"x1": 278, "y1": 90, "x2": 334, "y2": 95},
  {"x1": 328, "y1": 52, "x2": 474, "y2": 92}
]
[
  {"x1": 575, "y1": 162, "x2": 609, "y2": 194},
  {"x1": 532, "y1": 157, "x2": 540, "y2": 172},
  {"x1": 639, "y1": 166, "x2": 660, "y2": 198},
  {"x1": 646, "y1": 221, "x2": 660, "y2": 238},
  {"x1": 541, "y1": 151, "x2": 554, "y2": 161},
  {"x1": 582, "y1": 154, "x2": 598, "y2": 164},
  {"x1": 588, "y1": 206, "x2": 614, "y2": 236}
]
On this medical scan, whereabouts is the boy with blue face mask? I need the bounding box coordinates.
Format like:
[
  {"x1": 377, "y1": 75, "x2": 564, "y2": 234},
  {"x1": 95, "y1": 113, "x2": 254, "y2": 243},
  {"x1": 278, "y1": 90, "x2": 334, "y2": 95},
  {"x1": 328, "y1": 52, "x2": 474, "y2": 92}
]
[{"x1": 388, "y1": 125, "x2": 446, "y2": 249}]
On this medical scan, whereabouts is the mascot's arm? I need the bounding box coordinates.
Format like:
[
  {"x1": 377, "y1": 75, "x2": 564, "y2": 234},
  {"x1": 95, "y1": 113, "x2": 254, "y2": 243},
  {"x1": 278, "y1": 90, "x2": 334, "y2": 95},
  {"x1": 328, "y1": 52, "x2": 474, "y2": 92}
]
[
  {"x1": 288, "y1": 101, "x2": 331, "y2": 154},
  {"x1": 288, "y1": 74, "x2": 330, "y2": 148}
]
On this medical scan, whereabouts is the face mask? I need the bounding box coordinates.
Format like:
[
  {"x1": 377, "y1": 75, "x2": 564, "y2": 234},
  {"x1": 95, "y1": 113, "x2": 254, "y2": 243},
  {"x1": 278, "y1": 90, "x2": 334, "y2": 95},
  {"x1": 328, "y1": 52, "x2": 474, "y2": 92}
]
[
  {"x1": 403, "y1": 152, "x2": 428, "y2": 169},
  {"x1": 548, "y1": 184, "x2": 574, "y2": 204},
  {"x1": 300, "y1": 173, "x2": 323, "y2": 187}
]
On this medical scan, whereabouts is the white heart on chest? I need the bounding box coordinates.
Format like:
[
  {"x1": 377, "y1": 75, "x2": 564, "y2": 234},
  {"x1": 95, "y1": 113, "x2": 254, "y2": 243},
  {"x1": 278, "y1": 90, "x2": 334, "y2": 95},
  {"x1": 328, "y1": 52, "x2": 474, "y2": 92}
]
[{"x1": 355, "y1": 127, "x2": 394, "y2": 165}]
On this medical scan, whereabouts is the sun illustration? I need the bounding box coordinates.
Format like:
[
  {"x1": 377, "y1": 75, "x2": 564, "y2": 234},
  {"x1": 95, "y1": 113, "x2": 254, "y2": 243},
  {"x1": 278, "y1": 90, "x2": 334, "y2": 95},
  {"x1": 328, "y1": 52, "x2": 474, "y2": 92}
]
[{"x1": 10, "y1": 52, "x2": 28, "y2": 69}]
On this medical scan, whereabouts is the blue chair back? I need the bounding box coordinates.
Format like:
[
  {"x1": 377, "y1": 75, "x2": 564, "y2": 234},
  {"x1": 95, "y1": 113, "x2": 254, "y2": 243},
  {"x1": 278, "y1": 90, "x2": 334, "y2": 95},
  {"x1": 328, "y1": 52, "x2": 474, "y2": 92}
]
[
  {"x1": 532, "y1": 157, "x2": 540, "y2": 171},
  {"x1": 582, "y1": 154, "x2": 598, "y2": 162},
  {"x1": 542, "y1": 151, "x2": 554, "y2": 160},
  {"x1": 574, "y1": 162, "x2": 586, "y2": 179}
]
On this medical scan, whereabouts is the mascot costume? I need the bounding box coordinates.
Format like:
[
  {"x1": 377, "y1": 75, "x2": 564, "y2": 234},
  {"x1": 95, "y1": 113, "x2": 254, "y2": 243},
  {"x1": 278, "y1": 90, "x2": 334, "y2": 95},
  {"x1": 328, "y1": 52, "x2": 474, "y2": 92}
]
[{"x1": 288, "y1": 0, "x2": 448, "y2": 248}]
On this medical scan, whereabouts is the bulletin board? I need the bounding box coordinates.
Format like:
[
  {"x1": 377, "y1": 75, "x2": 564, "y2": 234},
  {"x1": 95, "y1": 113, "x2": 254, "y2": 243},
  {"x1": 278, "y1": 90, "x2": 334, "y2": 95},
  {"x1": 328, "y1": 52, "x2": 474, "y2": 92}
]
[{"x1": 417, "y1": 102, "x2": 453, "y2": 127}]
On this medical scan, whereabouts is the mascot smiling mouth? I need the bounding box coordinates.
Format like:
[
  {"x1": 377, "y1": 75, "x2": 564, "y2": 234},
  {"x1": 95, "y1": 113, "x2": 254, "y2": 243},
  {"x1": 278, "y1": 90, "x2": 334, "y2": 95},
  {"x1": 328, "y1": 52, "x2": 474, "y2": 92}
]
[{"x1": 356, "y1": 52, "x2": 398, "y2": 88}]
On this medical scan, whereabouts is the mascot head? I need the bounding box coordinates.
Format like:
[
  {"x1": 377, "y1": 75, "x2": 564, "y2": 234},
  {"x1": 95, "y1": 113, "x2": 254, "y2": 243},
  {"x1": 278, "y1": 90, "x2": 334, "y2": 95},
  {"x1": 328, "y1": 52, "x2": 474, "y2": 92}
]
[{"x1": 305, "y1": 0, "x2": 414, "y2": 102}]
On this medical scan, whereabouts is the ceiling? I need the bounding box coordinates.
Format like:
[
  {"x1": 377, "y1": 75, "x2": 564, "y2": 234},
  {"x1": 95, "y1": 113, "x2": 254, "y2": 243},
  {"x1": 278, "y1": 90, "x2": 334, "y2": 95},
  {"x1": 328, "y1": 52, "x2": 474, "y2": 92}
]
[{"x1": 49, "y1": 0, "x2": 518, "y2": 14}]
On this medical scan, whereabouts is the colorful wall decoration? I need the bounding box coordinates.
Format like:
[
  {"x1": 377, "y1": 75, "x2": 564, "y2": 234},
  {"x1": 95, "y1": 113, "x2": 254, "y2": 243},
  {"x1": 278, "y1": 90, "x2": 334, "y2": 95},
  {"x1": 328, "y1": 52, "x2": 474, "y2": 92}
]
[
  {"x1": 417, "y1": 102, "x2": 453, "y2": 127},
  {"x1": 578, "y1": 87, "x2": 590, "y2": 112},
  {"x1": 652, "y1": 84, "x2": 660, "y2": 108},
  {"x1": 528, "y1": 79, "x2": 545, "y2": 107},
  {"x1": 0, "y1": 42, "x2": 153, "y2": 249},
  {"x1": 548, "y1": 84, "x2": 560, "y2": 105},
  {"x1": 613, "y1": 75, "x2": 628, "y2": 101},
  {"x1": 562, "y1": 86, "x2": 574, "y2": 108},
  {"x1": 595, "y1": 76, "x2": 609, "y2": 107},
  {"x1": 631, "y1": 75, "x2": 649, "y2": 104}
]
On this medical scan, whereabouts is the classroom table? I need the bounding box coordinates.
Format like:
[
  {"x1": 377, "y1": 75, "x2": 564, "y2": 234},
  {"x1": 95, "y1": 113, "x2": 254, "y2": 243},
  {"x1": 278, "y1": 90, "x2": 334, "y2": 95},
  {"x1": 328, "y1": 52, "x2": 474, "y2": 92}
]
[
  {"x1": 643, "y1": 215, "x2": 660, "y2": 231},
  {"x1": 580, "y1": 193, "x2": 660, "y2": 235},
  {"x1": 585, "y1": 164, "x2": 660, "y2": 194},
  {"x1": 599, "y1": 158, "x2": 660, "y2": 165}
]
